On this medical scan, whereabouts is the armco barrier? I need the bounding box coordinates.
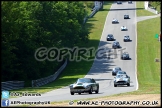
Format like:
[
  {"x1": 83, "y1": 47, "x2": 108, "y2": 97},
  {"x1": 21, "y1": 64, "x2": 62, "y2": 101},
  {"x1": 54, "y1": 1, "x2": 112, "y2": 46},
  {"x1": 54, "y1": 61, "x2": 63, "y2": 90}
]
[
  {"x1": 89, "y1": 8, "x2": 98, "y2": 18},
  {"x1": 32, "y1": 59, "x2": 67, "y2": 87},
  {"x1": 83, "y1": 7, "x2": 100, "y2": 24},
  {"x1": 1, "y1": 81, "x2": 24, "y2": 91}
]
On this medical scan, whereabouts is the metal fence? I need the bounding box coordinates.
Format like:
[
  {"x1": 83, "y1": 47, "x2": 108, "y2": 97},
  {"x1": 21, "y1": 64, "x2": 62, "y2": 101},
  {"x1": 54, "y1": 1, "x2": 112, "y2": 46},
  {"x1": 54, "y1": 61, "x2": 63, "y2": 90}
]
[
  {"x1": 83, "y1": 7, "x2": 99, "y2": 24},
  {"x1": 31, "y1": 59, "x2": 68, "y2": 87},
  {"x1": 1, "y1": 81, "x2": 24, "y2": 91},
  {"x1": 89, "y1": 8, "x2": 98, "y2": 18}
]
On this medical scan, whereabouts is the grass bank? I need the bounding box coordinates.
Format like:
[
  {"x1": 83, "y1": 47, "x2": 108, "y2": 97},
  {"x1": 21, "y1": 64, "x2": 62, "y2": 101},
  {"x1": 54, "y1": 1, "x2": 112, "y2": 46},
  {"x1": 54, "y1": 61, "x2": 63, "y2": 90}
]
[{"x1": 136, "y1": 17, "x2": 160, "y2": 94}]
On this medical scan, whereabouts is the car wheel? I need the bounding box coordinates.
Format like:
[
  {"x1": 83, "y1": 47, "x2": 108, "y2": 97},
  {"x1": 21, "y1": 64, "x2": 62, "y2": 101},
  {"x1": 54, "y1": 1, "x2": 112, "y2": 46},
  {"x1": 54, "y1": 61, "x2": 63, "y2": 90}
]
[
  {"x1": 127, "y1": 83, "x2": 130, "y2": 86},
  {"x1": 71, "y1": 92, "x2": 74, "y2": 95},
  {"x1": 89, "y1": 87, "x2": 93, "y2": 94},
  {"x1": 78, "y1": 93, "x2": 81, "y2": 95},
  {"x1": 114, "y1": 84, "x2": 117, "y2": 87},
  {"x1": 95, "y1": 86, "x2": 99, "y2": 94}
]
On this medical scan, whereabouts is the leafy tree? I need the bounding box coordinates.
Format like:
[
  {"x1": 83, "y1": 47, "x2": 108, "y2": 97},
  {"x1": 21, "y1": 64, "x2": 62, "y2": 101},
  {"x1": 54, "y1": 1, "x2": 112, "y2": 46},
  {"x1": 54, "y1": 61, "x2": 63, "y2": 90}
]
[{"x1": 1, "y1": 1, "x2": 89, "y2": 86}]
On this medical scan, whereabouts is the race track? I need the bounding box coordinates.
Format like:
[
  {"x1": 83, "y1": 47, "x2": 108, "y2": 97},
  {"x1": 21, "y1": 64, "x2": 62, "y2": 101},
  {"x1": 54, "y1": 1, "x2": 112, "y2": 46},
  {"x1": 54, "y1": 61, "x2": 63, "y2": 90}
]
[{"x1": 9, "y1": 1, "x2": 138, "y2": 105}]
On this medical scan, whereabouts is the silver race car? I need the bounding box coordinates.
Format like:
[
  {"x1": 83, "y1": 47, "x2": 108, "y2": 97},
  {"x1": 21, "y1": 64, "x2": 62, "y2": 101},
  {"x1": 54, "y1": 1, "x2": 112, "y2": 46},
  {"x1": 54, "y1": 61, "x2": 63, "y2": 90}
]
[
  {"x1": 69, "y1": 78, "x2": 99, "y2": 95},
  {"x1": 112, "y1": 41, "x2": 120, "y2": 49},
  {"x1": 112, "y1": 19, "x2": 119, "y2": 24},
  {"x1": 121, "y1": 26, "x2": 127, "y2": 31},
  {"x1": 114, "y1": 74, "x2": 130, "y2": 87},
  {"x1": 121, "y1": 52, "x2": 130, "y2": 60},
  {"x1": 123, "y1": 35, "x2": 131, "y2": 42}
]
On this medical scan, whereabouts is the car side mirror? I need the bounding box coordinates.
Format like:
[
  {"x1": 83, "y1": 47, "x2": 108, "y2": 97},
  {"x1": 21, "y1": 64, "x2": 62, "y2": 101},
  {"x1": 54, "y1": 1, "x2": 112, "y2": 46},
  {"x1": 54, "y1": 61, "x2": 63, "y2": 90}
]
[{"x1": 114, "y1": 77, "x2": 116, "y2": 78}]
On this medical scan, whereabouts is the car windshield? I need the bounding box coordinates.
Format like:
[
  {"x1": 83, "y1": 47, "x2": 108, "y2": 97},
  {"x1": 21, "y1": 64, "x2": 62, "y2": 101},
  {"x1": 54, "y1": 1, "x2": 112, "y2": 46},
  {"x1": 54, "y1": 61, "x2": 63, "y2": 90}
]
[
  {"x1": 115, "y1": 67, "x2": 121, "y2": 70},
  {"x1": 108, "y1": 34, "x2": 112, "y2": 37},
  {"x1": 118, "y1": 71, "x2": 126, "y2": 74},
  {"x1": 116, "y1": 75, "x2": 123, "y2": 78},
  {"x1": 77, "y1": 78, "x2": 92, "y2": 83},
  {"x1": 117, "y1": 74, "x2": 128, "y2": 78}
]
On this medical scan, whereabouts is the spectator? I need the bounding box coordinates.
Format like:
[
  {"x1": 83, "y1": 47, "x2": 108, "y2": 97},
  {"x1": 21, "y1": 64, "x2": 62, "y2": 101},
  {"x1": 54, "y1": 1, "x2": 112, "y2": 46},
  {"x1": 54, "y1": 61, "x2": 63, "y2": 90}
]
[{"x1": 159, "y1": 33, "x2": 161, "y2": 42}]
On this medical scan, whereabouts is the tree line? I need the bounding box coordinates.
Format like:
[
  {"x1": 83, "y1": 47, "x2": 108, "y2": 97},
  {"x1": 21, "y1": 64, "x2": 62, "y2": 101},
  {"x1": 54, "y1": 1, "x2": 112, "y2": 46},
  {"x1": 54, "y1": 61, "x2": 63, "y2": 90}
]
[{"x1": 2, "y1": 1, "x2": 91, "y2": 86}]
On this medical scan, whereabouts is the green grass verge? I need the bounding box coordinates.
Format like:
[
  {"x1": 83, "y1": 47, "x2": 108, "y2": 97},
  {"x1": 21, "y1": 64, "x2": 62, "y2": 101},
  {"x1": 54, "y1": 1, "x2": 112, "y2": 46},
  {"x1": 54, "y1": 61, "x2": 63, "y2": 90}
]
[
  {"x1": 137, "y1": 17, "x2": 161, "y2": 94},
  {"x1": 8, "y1": 1, "x2": 113, "y2": 96},
  {"x1": 136, "y1": 1, "x2": 156, "y2": 16}
]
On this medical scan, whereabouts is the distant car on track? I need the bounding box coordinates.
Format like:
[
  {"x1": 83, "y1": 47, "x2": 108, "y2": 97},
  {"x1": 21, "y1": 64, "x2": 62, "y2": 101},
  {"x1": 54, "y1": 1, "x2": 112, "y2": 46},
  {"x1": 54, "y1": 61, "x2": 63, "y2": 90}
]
[
  {"x1": 112, "y1": 67, "x2": 122, "y2": 76},
  {"x1": 123, "y1": 35, "x2": 131, "y2": 42},
  {"x1": 114, "y1": 74, "x2": 130, "y2": 87},
  {"x1": 121, "y1": 52, "x2": 130, "y2": 60},
  {"x1": 69, "y1": 78, "x2": 99, "y2": 95},
  {"x1": 128, "y1": 1, "x2": 132, "y2": 4},
  {"x1": 112, "y1": 41, "x2": 120, "y2": 49},
  {"x1": 121, "y1": 26, "x2": 127, "y2": 31},
  {"x1": 107, "y1": 34, "x2": 114, "y2": 41},
  {"x1": 117, "y1": 1, "x2": 122, "y2": 4},
  {"x1": 112, "y1": 19, "x2": 119, "y2": 24},
  {"x1": 124, "y1": 15, "x2": 129, "y2": 19}
]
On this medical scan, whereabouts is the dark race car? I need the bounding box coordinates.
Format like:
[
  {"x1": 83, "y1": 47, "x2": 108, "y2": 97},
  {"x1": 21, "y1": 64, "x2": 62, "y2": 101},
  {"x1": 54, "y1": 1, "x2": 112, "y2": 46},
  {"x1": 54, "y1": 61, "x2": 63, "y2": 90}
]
[
  {"x1": 107, "y1": 34, "x2": 114, "y2": 41},
  {"x1": 121, "y1": 52, "x2": 130, "y2": 60},
  {"x1": 117, "y1": 1, "x2": 122, "y2": 4},
  {"x1": 112, "y1": 67, "x2": 122, "y2": 76},
  {"x1": 112, "y1": 41, "x2": 120, "y2": 49},
  {"x1": 123, "y1": 35, "x2": 131, "y2": 42},
  {"x1": 128, "y1": 1, "x2": 132, "y2": 4},
  {"x1": 124, "y1": 15, "x2": 129, "y2": 19},
  {"x1": 69, "y1": 78, "x2": 99, "y2": 95}
]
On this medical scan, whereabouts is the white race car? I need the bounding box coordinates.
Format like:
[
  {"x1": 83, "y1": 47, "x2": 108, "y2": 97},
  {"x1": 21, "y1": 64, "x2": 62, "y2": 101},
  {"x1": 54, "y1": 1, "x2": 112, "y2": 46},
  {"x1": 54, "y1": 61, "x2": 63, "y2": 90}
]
[
  {"x1": 121, "y1": 26, "x2": 127, "y2": 31},
  {"x1": 112, "y1": 19, "x2": 119, "y2": 24},
  {"x1": 123, "y1": 35, "x2": 131, "y2": 42}
]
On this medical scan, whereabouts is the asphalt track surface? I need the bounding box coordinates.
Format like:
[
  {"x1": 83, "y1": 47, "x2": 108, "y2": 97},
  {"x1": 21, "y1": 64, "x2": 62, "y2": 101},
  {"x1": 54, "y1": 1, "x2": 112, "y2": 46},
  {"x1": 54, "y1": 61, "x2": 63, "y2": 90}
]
[{"x1": 9, "y1": 1, "x2": 139, "y2": 105}]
